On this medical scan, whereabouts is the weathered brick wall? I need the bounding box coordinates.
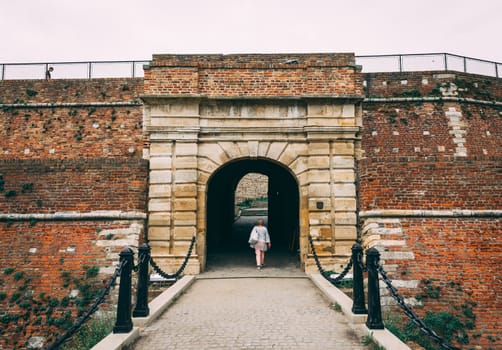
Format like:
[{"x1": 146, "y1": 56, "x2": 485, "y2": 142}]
[
  {"x1": 0, "y1": 220, "x2": 143, "y2": 349},
  {"x1": 0, "y1": 79, "x2": 144, "y2": 159},
  {"x1": 144, "y1": 53, "x2": 362, "y2": 97},
  {"x1": 0, "y1": 78, "x2": 142, "y2": 103},
  {"x1": 0, "y1": 78, "x2": 147, "y2": 349},
  {"x1": 363, "y1": 218, "x2": 501, "y2": 348},
  {"x1": 0, "y1": 158, "x2": 147, "y2": 213},
  {"x1": 364, "y1": 71, "x2": 502, "y2": 100},
  {"x1": 358, "y1": 157, "x2": 502, "y2": 210},
  {"x1": 360, "y1": 71, "x2": 502, "y2": 348}
]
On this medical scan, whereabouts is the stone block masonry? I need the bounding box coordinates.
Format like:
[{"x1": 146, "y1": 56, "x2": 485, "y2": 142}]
[{"x1": 142, "y1": 53, "x2": 363, "y2": 273}]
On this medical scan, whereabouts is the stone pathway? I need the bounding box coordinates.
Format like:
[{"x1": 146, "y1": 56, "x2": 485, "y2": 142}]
[{"x1": 129, "y1": 253, "x2": 368, "y2": 350}]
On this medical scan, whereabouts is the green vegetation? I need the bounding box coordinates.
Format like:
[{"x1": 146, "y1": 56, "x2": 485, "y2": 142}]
[
  {"x1": 21, "y1": 182, "x2": 34, "y2": 193},
  {"x1": 384, "y1": 279, "x2": 478, "y2": 349},
  {"x1": 0, "y1": 264, "x2": 106, "y2": 349},
  {"x1": 361, "y1": 332, "x2": 386, "y2": 350},
  {"x1": 60, "y1": 314, "x2": 114, "y2": 350},
  {"x1": 25, "y1": 89, "x2": 38, "y2": 97},
  {"x1": 5, "y1": 190, "x2": 17, "y2": 198}
]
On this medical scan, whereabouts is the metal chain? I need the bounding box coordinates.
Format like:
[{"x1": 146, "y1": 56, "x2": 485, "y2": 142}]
[
  {"x1": 356, "y1": 251, "x2": 367, "y2": 272},
  {"x1": 377, "y1": 264, "x2": 460, "y2": 350},
  {"x1": 45, "y1": 259, "x2": 127, "y2": 350},
  {"x1": 308, "y1": 235, "x2": 352, "y2": 285},
  {"x1": 133, "y1": 250, "x2": 149, "y2": 272},
  {"x1": 149, "y1": 235, "x2": 196, "y2": 280},
  {"x1": 327, "y1": 258, "x2": 353, "y2": 284}
]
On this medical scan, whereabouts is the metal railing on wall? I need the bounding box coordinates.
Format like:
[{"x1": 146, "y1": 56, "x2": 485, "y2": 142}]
[
  {"x1": 355, "y1": 53, "x2": 500, "y2": 78},
  {"x1": 0, "y1": 53, "x2": 500, "y2": 80},
  {"x1": 0, "y1": 60, "x2": 149, "y2": 80}
]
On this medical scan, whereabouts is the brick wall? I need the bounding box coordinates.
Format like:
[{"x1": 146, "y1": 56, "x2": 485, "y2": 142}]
[
  {"x1": 0, "y1": 78, "x2": 147, "y2": 348},
  {"x1": 360, "y1": 71, "x2": 502, "y2": 348},
  {"x1": 0, "y1": 78, "x2": 142, "y2": 104},
  {"x1": 0, "y1": 79, "x2": 144, "y2": 159},
  {"x1": 144, "y1": 53, "x2": 362, "y2": 97},
  {"x1": 363, "y1": 217, "x2": 501, "y2": 348},
  {"x1": 364, "y1": 71, "x2": 502, "y2": 100},
  {"x1": 0, "y1": 220, "x2": 143, "y2": 349},
  {"x1": 0, "y1": 158, "x2": 147, "y2": 213},
  {"x1": 358, "y1": 157, "x2": 502, "y2": 210}
]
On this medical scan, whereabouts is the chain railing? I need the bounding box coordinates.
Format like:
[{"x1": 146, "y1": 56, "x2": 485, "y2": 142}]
[
  {"x1": 44, "y1": 236, "x2": 196, "y2": 349},
  {"x1": 376, "y1": 261, "x2": 460, "y2": 350},
  {"x1": 309, "y1": 235, "x2": 460, "y2": 349},
  {"x1": 308, "y1": 235, "x2": 367, "y2": 314},
  {"x1": 149, "y1": 235, "x2": 196, "y2": 280},
  {"x1": 44, "y1": 258, "x2": 127, "y2": 350},
  {"x1": 0, "y1": 53, "x2": 500, "y2": 80}
]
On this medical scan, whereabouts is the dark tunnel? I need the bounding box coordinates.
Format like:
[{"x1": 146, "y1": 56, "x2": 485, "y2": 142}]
[{"x1": 206, "y1": 158, "x2": 299, "y2": 254}]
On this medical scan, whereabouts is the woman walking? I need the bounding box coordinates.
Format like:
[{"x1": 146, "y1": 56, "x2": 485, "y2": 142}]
[{"x1": 248, "y1": 219, "x2": 271, "y2": 270}]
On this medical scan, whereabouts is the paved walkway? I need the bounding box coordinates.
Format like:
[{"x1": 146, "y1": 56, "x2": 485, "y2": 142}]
[{"x1": 129, "y1": 251, "x2": 367, "y2": 350}]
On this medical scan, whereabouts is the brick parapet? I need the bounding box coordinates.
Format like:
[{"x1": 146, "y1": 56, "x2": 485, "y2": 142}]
[
  {"x1": 0, "y1": 78, "x2": 143, "y2": 104},
  {"x1": 364, "y1": 70, "x2": 502, "y2": 101},
  {"x1": 144, "y1": 53, "x2": 363, "y2": 97}
]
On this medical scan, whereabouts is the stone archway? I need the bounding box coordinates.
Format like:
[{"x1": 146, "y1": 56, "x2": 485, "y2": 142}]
[
  {"x1": 141, "y1": 53, "x2": 363, "y2": 274},
  {"x1": 206, "y1": 158, "x2": 299, "y2": 257}
]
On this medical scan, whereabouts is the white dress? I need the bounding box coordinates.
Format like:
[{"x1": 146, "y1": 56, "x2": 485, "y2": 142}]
[{"x1": 248, "y1": 225, "x2": 271, "y2": 251}]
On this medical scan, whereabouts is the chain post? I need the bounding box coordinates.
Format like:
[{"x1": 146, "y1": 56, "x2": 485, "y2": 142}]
[
  {"x1": 366, "y1": 247, "x2": 384, "y2": 329},
  {"x1": 113, "y1": 247, "x2": 134, "y2": 333},
  {"x1": 133, "y1": 243, "x2": 151, "y2": 318},
  {"x1": 351, "y1": 242, "x2": 367, "y2": 314}
]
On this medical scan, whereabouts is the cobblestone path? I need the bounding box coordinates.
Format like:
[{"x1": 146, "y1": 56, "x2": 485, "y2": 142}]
[{"x1": 129, "y1": 277, "x2": 367, "y2": 350}]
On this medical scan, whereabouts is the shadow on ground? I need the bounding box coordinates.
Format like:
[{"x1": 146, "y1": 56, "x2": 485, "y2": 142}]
[{"x1": 201, "y1": 248, "x2": 304, "y2": 279}]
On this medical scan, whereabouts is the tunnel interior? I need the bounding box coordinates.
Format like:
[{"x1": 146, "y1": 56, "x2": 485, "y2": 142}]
[{"x1": 206, "y1": 158, "x2": 299, "y2": 255}]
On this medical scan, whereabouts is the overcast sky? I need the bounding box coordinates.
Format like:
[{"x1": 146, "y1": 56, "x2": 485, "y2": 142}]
[{"x1": 0, "y1": 0, "x2": 500, "y2": 63}]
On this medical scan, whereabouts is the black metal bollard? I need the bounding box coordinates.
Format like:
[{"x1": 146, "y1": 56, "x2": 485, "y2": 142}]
[
  {"x1": 365, "y1": 247, "x2": 384, "y2": 329},
  {"x1": 133, "y1": 243, "x2": 151, "y2": 318},
  {"x1": 351, "y1": 242, "x2": 367, "y2": 314},
  {"x1": 113, "y1": 247, "x2": 134, "y2": 333}
]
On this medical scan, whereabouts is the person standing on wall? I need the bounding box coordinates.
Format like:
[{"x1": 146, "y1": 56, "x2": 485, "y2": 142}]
[
  {"x1": 45, "y1": 67, "x2": 54, "y2": 79},
  {"x1": 248, "y1": 219, "x2": 271, "y2": 270}
]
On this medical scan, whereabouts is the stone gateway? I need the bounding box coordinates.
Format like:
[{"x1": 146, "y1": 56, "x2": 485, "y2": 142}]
[{"x1": 141, "y1": 53, "x2": 363, "y2": 273}]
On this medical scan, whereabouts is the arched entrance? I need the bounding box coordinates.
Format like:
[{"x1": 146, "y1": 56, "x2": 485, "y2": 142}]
[{"x1": 206, "y1": 158, "x2": 299, "y2": 262}]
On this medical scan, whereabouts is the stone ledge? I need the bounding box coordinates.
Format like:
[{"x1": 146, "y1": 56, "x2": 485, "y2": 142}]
[
  {"x1": 309, "y1": 273, "x2": 366, "y2": 324},
  {"x1": 360, "y1": 209, "x2": 502, "y2": 218},
  {"x1": 0, "y1": 101, "x2": 142, "y2": 108},
  {"x1": 0, "y1": 211, "x2": 147, "y2": 221},
  {"x1": 141, "y1": 93, "x2": 363, "y2": 102},
  {"x1": 364, "y1": 96, "x2": 502, "y2": 106},
  {"x1": 90, "y1": 327, "x2": 139, "y2": 350}
]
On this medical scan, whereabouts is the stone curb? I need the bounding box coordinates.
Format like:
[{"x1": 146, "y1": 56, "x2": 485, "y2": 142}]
[
  {"x1": 133, "y1": 275, "x2": 195, "y2": 327},
  {"x1": 90, "y1": 275, "x2": 195, "y2": 350},
  {"x1": 90, "y1": 328, "x2": 140, "y2": 350},
  {"x1": 309, "y1": 273, "x2": 411, "y2": 350}
]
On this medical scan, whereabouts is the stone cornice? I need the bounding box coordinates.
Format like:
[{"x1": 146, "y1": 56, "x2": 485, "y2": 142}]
[
  {"x1": 364, "y1": 96, "x2": 502, "y2": 106},
  {"x1": 0, "y1": 211, "x2": 147, "y2": 221},
  {"x1": 0, "y1": 101, "x2": 142, "y2": 108},
  {"x1": 360, "y1": 209, "x2": 502, "y2": 218},
  {"x1": 141, "y1": 94, "x2": 364, "y2": 103}
]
